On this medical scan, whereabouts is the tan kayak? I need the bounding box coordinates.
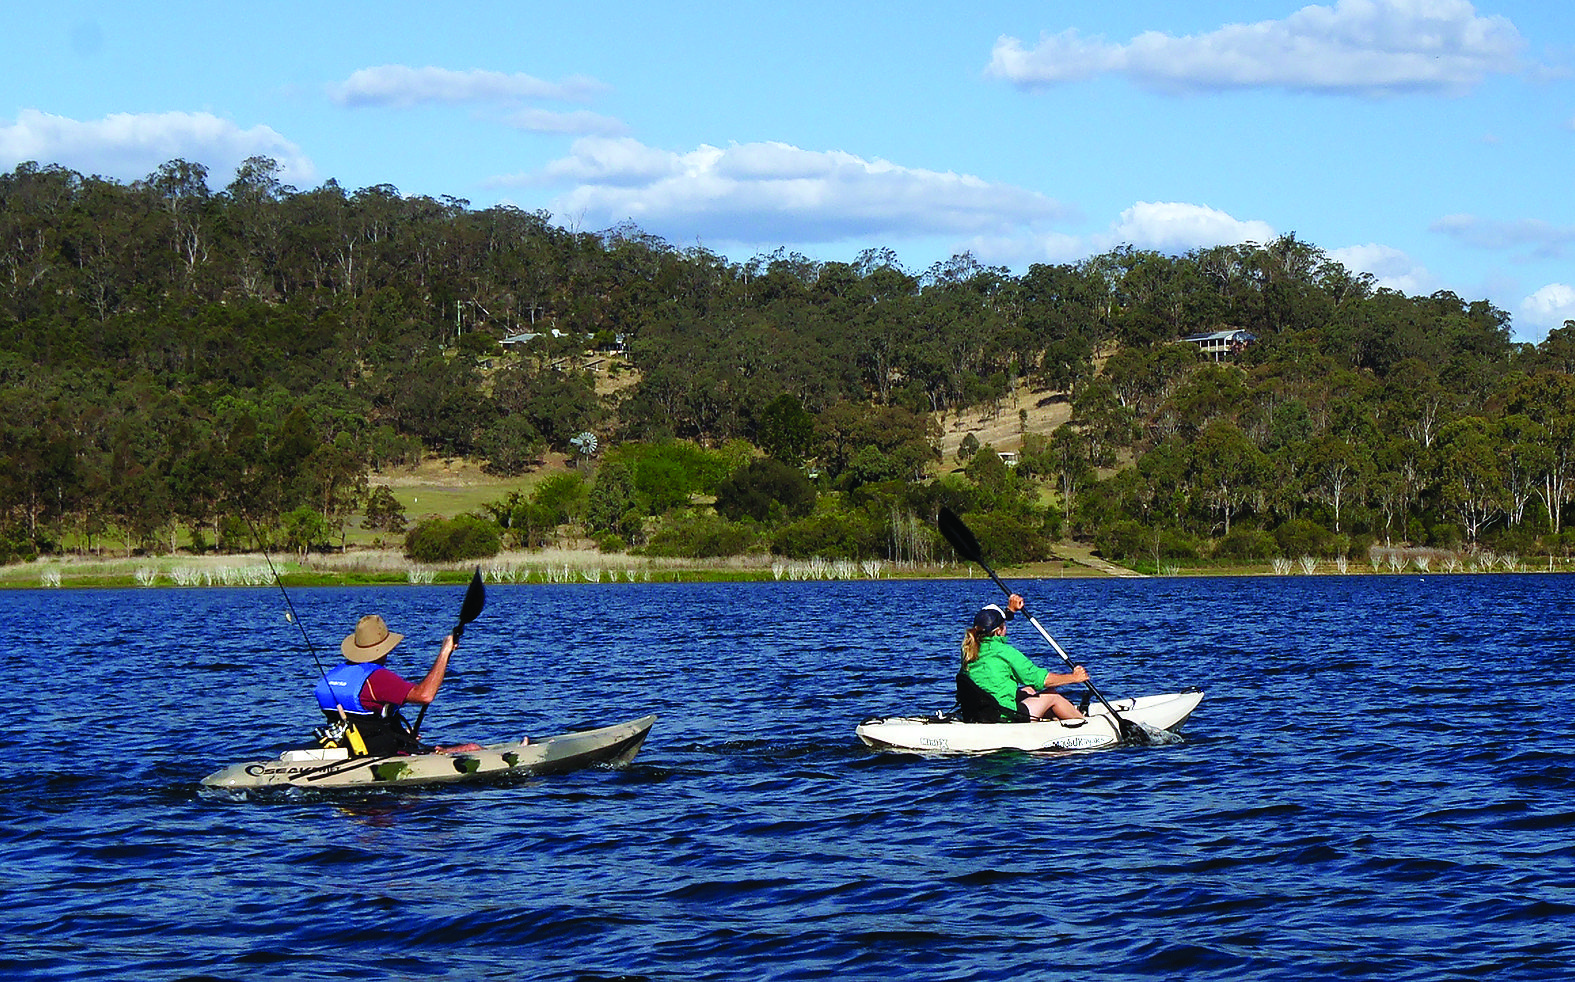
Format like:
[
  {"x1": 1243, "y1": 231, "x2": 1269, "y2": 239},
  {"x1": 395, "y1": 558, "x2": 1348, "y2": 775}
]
[{"x1": 201, "y1": 714, "x2": 656, "y2": 790}]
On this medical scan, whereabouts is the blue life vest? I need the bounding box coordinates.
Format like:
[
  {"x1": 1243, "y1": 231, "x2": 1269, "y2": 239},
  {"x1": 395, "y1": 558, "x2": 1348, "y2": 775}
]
[{"x1": 314, "y1": 662, "x2": 382, "y2": 715}]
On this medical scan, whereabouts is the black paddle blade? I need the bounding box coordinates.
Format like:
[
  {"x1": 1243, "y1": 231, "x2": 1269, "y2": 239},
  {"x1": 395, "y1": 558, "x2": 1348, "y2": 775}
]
[
  {"x1": 452, "y1": 568, "x2": 486, "y2": 641},
  {"x1": 938, "y1": 507, "x2": 984, "y2": 564}
]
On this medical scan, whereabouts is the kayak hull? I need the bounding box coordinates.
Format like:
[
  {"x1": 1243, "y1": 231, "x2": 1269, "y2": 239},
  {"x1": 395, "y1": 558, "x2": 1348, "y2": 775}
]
[
  {"x1": 201, "y1": 714, "x2": 655, "y2": 790},
  {"x1": 856, "y1": 691, "x2": 1202, "y2": 754}
]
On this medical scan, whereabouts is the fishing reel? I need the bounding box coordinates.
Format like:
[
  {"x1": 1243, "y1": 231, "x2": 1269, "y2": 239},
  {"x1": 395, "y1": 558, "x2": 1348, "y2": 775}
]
[{"x1": 314, "y1": 717, "x2": 352, "y2": 748}]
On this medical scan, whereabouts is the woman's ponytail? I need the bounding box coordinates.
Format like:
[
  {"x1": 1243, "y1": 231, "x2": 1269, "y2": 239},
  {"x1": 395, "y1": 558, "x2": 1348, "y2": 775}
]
[{"x1": 960, "y1": 626, "x2": 985, "y2": 665}]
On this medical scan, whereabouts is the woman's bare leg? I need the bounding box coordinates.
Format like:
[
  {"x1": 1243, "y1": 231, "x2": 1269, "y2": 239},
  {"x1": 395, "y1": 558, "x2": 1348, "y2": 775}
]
[{"x1": 1021, "y1": 692, "x2": 1084, "y2": 720}]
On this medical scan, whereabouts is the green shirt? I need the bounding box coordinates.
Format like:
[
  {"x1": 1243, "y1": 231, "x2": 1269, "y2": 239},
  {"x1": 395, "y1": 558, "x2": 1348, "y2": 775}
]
[{"x1": 966, "y1": 635, "x2": 1051, "y2": 710}]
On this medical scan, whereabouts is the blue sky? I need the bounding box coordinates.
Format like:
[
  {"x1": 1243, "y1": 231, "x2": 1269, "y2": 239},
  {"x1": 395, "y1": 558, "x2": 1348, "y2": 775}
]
[{"x1": 3, "y1": 1, "x2": 1571, "y2": 341}]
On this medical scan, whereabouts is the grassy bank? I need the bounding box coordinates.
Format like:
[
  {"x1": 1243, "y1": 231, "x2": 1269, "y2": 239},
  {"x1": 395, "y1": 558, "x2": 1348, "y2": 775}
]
[
  {"x1": 2, "y1": 548, "x2": 986, "y2": 590},
  {"x1": 7, "y1": 543, "x2": 1570, "y2": 590}
]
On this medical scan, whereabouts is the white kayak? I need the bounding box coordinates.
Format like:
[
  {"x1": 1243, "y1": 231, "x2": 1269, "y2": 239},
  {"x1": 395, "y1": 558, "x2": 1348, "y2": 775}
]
[
  {"x1": 201, "y1": 714, "x2": 655, "y2": 790},
  {"x1": 856, "y1": 691, "x2": 1202, "y2": 754}
]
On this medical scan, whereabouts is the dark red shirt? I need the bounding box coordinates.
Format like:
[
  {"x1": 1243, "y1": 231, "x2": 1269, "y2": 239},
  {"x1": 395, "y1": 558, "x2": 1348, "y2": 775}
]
[{"x1": 359, "y1": 667, "x2": 416, "y2": 712}]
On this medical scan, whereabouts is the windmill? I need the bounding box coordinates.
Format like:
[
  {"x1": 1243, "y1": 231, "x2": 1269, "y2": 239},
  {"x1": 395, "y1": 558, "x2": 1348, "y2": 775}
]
[{"x1": 570, "y1": 431, "x2": 599, "y2": 465}]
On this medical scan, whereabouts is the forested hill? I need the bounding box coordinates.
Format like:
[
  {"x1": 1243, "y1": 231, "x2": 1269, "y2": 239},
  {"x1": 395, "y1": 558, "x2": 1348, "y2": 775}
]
[{"x1": 4, "y1": 157, "x2": 1575, "y2": 567}]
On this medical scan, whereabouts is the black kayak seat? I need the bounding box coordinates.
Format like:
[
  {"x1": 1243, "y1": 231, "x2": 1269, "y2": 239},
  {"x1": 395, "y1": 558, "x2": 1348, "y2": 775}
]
[{"x1": 956, "y1": 668, "x2": 1029, "y2": 724}]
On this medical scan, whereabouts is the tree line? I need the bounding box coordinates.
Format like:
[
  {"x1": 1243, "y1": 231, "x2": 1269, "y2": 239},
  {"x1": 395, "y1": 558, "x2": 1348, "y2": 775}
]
[{"x1": 3, "y1": 157, "x2": 1574, "y2": 567}]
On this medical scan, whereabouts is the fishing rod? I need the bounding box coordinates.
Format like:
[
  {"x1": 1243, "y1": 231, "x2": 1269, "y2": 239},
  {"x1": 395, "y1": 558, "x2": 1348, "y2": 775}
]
[
  {"x1": 242, "y1": 514, "x2": 364, "y2": 751},
  {"x1": 244, "y1": 513, "x2": 329, "y2": 680}
]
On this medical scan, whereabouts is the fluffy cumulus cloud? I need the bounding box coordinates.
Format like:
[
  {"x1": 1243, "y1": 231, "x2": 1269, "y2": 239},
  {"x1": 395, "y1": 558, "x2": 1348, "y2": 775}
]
[
  {"x1": 964, "y1": 201, "x2": 1275, "y2": 268},
  {"x1": 498, "y1": 137, "x2": 1071, "y2": 245},
  {"x1": 1521, "y1": 283, "x2": 1575, "y2": 332},
  {"x1": 0, "y1": 109, "x2": 313, "y2": 185},
  {"x1": 988, "y1": 0, "x2": 1525, "y2": 96},
  {"x1": 329, "y1": 66, "x2": 605, "y2": 108},
  {"x1": 1328, "y1": 242, "x2": 1437, "y2": 294},
  {"x1": 1106, "y1": 201, "x2": 1275, "y2": 252}
]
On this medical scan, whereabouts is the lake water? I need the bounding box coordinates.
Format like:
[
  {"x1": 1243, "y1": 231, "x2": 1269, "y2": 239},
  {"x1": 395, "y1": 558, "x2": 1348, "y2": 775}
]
[{"x1": 1, "y1": 573, "x2": 1571, "y2": 981}]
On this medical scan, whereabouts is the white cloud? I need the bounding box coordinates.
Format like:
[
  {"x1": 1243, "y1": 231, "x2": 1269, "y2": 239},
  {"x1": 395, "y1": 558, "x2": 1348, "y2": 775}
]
[
  {"x1": 965, "y1": 201, "x2": 1275, "y2": 269},
  {"x1": 1521, "y1": 283, "x2": 1575, "y2": 331},
  {"x1": 495, "y1": 137, "x2": 1072, "y2": 245},
  {"x1": 1431, "y1": 213, "x2": 1574, "y2": 259},
  {"x1": 506, "y1": 108, "x2": 628, "y2": 137},
  {"x1": 1328, "y1": 242, "x2": 1437, "y2": 294},
  {"x1": 0, "y1": 109, "x2": 314, "y2": 185},
  {"x1": 989, "y1": 0, "x2": 1525, "y2": 96},
  {"x1": 330, "y1": 66, "x2": 605, "y2": 108},
  {"x1": 1107, "y1": 201, "x2": 1275, "y2": 252}
]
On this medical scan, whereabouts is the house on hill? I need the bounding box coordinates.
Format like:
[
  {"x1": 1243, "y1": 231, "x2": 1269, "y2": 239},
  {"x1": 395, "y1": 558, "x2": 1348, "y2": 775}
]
[
  {"x1": 501, "y1": 329, "x2": 568, "y2": 347},
  {"x1": 1182, "y1": 329, "x2": 1256, "y2": 361}
]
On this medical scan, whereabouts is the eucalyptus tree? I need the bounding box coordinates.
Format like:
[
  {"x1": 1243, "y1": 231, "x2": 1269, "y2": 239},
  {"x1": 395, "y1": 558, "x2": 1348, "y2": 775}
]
[
  {"x1": 1433, "y1": 417, "x2": 1504, "y2": 542},
  {"x1": 1186, "y1": 418, "x2": 1269, "y2": 536},
  {"x1": 1012, "y1": 261, "x2": 1105, "y2": 391},
  {"x1": 1100, "y1": 343, "x2": 1203, "y2": 435},
  {"x1": 1500, "y1": 372, "x2": 1575, "y2": 535},
  {"x1": 1164, "y1": 363, "x2": 1251, "y2": 443},
  {"x1": 1381, "y1": 357, "x2": 1451, "y2": 450},
  {"x1": 144, "y1": 159, "x2": 212, "y2": 289},
  {"x1": 1044, "y1": 423, "x2": 1097, "y2": 517},
  {"x1": 1300, "y1": 434, "x2": 1369, "y2": 534},
  {"x1": 1498, "y1": 414, "x2": 1551, "y2": 530},
  {"x1": 221, "y1": 155, "x2": 293, "y2": 300},
  {"x1": 847, "y1": 255, "x2": 920, "y2": 404},
  {"x1": 1369, "y1": 436, "x2": 1426, "y2": 544}
]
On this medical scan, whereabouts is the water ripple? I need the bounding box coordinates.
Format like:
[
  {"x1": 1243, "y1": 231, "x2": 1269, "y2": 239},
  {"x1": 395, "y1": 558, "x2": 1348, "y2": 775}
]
[{"x1": 2, "y1": 577, "x2": 1572, "y2": 980}]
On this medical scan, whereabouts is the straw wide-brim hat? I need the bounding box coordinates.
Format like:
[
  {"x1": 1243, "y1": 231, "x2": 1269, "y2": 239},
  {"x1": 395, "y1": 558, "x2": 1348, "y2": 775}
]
[{"x1": 342, "y1": 614, "x2": 403, "y2": 663}]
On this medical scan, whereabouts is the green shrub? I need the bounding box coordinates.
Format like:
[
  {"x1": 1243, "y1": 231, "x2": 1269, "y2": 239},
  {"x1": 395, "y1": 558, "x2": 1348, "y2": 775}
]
[
  {"x1": 362, "y1": 485, "x2": 408, "y2": 533},
  {"x1": 1093, "y1": 522, "x2": 1200, "y2": 562},
  {"x1": 0, "y1": 526, "x2": 37, "y2": 565},
  {"x1": 1158, "y1": 528, "x2": 1205, "y2": 560},
  {"x1": 456, "y1": 331, "x2": 502, "y2": 357},
  {"x1": 1214, "y1": 527, "x2": 1278, "y2": 560},
  {"x1": 643, "y1": 512, "x2": 756, "y2": 558},
  {"x1": 1274, "y1": 518, "x2": 1333, "y2": 557},
  {"x1": 594, "y1": 531, "x2": 627, "y2": 553},
  {"x1": 714, "y1": 457, "x2": 816, "y2": 523},
  {"x1": 770, "y1": 510, "x2": 885, "y2": 560},
  {"x1": 1093, "y1": 520, "x2": 1148, "y2": 561},
  {"x1": 404, "y1": 514, "x2": 502, "y2": 562},
  {"x1": 218, "y1": 515, "x2": 252, "y2": 552},
  {"x1": 606, "y1": 440, "x2": 738, "y2": 510},
  {"x1": 953, "y1": 511, "x2": 1048, "y2": 566}
]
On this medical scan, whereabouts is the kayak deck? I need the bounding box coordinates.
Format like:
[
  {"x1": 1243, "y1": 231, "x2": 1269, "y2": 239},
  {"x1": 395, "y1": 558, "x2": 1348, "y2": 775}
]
[
  {"x1": 856, "y1": 691, "x2": 1202, "y2": 754},
  {"x1": 201, "y1": 714, "x2": 655, "y2": 789}
]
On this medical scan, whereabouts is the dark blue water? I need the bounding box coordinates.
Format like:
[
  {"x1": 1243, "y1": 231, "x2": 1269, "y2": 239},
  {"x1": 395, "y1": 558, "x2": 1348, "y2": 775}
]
[{"x1": 2, "y1": 574, "x2": 1571, "y2": 981}]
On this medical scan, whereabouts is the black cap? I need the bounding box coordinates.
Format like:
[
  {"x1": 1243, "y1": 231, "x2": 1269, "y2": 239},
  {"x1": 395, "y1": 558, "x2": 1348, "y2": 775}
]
[{"x1": 973, "y1": 604, "x2": 1013, "y2": 632}]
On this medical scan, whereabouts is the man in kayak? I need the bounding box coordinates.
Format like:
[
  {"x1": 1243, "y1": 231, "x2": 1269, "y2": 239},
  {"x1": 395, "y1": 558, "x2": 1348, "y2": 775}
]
[
  {"x1": 960, "y1": 594, "x2": 1089, "y2": 721},
  {"x1": 314, "y1": 614, "x2": 483, "y2": 755}
]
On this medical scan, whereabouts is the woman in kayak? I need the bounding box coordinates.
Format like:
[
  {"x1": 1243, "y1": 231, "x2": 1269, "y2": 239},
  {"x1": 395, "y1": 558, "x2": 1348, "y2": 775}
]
[
  {"x1": 314, "y1": 614, "x2": 483, "y2": 755},
  {"x1": 960, "y1": 594, "x2": 1089, "y2": 721}
]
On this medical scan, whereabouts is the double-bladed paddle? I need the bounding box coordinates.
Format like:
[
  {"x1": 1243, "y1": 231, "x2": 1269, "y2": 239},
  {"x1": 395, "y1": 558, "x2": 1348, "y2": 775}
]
[
  {"x1": 938, "y1": 507, "x2": 1146, "y2": 744},
  {"x1": 410, "y1": 568, "x2": 487, "y2": 740}
]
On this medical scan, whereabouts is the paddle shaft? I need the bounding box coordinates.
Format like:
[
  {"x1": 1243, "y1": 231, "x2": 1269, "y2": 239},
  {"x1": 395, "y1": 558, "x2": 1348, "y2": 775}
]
[
  {"x1": 939, "y1": 508, "x2": 1132, "y2": 734},
  {"x1": 974, "y1": 552, "x2": 1127, "y2": 722},
  {"x1": 410, "y1": 569, "x2": 486, "y2": 739}
]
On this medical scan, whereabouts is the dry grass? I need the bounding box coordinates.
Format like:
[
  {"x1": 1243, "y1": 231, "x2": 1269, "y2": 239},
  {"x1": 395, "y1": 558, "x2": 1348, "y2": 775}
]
[{"x1": 936, "y1": 380, "x2": 1074, "y2": 465}]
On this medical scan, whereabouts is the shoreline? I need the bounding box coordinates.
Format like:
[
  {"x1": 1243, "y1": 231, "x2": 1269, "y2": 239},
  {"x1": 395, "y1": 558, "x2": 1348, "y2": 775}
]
[{"x1": 6, "y1": 547, "x2": 1570, "y2": 589}]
